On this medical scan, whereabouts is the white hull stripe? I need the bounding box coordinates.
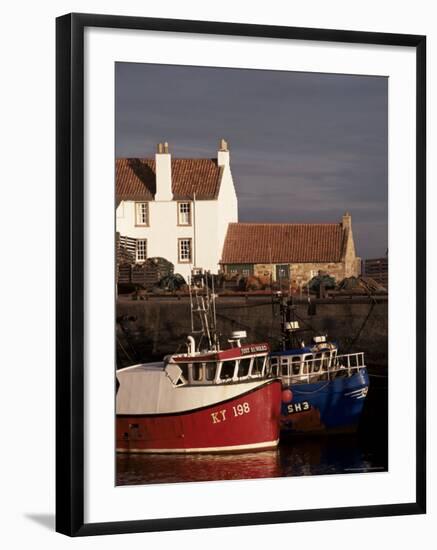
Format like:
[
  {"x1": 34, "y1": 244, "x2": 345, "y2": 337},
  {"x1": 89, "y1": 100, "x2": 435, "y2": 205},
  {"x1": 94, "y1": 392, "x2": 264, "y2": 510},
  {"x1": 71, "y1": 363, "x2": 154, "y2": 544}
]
[
  {"x1": 117, "y1": 378, "x2": 279, "y2": 417},
  {"x1": 116, "y1": 438, "x2": 279, "y2": 454},
  {"x1": 344, "y1": 387, "x2": 368, "y2": 397}
]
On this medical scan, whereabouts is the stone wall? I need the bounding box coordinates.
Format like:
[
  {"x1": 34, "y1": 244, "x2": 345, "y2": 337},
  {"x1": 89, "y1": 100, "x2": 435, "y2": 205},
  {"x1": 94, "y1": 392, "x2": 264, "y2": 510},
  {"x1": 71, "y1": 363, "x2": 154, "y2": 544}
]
[
  {"x1": 251, "y1": 261, "x2": 357, "y2": 284},
  {"x1": 223, "y1": 213, "x2": 361, "y2": 284},
  {"x1": 116, "y1": 297, "x2": 388, "y2": 370},
  {"x1": 341, "y1": 213, "x2": 361, "y2": 278}
]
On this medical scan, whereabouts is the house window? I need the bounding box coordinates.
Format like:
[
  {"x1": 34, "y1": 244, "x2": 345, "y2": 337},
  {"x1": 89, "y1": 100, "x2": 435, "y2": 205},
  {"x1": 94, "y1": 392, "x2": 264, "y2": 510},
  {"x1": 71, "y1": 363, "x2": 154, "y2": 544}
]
[
  {"x1": 226, "y1": 264, "x2": 254, "y2": 277},
  {"x1": 178, "y1": 238, "x2": 192, "y2": 263},
  {"x1": 136, "y1": 239, "x2": 147, "y2": 263},
  {"x1": 178, "y1": 202, "x2": 192, "y2": 226},
  {"x1": 135, "y1": 202, "x2": 149, "y2": 226}
]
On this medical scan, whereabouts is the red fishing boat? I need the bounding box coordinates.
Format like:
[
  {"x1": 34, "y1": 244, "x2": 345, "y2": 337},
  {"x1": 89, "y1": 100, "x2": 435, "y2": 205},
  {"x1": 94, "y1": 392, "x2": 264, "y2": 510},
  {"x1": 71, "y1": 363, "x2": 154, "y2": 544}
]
[{"x1": 116, "y1": 275, "x2": 281, "y2": 453}]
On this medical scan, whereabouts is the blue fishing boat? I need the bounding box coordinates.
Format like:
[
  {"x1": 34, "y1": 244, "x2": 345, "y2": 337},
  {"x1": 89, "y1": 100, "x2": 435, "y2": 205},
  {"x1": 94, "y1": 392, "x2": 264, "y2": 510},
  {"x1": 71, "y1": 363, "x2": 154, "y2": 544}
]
[{"x1": 270, "y1": 295, "x2": 369, "y2": 435}]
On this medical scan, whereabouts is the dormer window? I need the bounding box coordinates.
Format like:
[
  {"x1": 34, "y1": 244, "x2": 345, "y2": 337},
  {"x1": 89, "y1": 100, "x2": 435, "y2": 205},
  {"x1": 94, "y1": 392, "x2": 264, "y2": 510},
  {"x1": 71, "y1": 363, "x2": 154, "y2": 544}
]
[
  {"x1": 177, "y1": 201, "x2": 192, "y2": 226},
  {"x1": 135, "y1": 202, "x2": 149, "y2": 226}
]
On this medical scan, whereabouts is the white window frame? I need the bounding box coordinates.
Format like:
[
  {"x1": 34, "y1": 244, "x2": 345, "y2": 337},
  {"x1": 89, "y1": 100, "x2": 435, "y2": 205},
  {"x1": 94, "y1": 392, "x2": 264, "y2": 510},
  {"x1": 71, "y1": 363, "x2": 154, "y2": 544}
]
[
  {"x1": 135, "y1": 239, "x2": 147, "y2": 263},
  {"x1": 177, "y1": 201, "x2": 192, "y2": 226},
  {"x1": 135, "y1": 202, "x2": 149, "y2": 226},
  {"x1": 178, "y1": 238, "x2": 192, "y2": 263}
]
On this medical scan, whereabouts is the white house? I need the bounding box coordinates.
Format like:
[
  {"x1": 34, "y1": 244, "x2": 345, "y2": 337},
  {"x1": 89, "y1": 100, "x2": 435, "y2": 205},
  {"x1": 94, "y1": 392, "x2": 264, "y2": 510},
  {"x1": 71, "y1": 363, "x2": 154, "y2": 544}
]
[{"x1": 116, "y1": 139, "x2": 238, "y2": 279}]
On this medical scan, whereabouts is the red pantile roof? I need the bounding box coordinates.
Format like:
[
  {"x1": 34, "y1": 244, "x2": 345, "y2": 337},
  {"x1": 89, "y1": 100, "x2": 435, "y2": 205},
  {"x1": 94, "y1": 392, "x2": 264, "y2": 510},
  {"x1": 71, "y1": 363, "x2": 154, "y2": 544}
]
[
  {"x1": 221, "y1": 223, "x2": 346, "y2": 264},
  {"x1": 116, "y1": 158, "x2": 223, "y2": 200}
]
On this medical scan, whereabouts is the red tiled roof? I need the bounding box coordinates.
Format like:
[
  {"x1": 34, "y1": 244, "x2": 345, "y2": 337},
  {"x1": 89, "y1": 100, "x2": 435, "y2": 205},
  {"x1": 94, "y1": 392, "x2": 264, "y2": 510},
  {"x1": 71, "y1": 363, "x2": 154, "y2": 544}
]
[
  {"x1": 116, "y1": 158, "x2": 223, "y2": 200},
  {"x1": 221, "y1": 223, "x2": 346, "y2": 264}
]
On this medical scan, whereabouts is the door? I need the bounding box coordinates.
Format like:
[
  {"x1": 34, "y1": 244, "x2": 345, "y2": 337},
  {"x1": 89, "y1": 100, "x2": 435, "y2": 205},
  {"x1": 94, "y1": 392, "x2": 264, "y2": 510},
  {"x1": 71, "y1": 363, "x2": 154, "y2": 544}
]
[{"x1": 276, "y1": 264, "x2": 290, "y2": 282}]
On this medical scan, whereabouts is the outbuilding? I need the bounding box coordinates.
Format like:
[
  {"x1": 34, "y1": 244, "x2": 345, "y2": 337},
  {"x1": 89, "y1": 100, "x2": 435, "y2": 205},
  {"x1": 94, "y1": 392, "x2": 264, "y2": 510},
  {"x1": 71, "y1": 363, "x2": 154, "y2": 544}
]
[{"x1": 220, "y1": 213, "x2": 360, "y2": 284}]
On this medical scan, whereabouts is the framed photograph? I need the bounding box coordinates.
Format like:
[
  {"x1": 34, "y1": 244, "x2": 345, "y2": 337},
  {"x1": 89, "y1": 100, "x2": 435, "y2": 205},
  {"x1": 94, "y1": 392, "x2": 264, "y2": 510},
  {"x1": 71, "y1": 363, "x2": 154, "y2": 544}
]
[{"x1": 56, "y1": 13, "x2": 426, "y2": 536}]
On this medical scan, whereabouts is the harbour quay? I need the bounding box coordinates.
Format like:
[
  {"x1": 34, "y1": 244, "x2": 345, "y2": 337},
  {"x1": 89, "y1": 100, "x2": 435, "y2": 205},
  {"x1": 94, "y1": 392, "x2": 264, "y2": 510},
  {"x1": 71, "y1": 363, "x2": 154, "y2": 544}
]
[{"x1": 116, "y1": 295, "x2": 388, "y2": 371}]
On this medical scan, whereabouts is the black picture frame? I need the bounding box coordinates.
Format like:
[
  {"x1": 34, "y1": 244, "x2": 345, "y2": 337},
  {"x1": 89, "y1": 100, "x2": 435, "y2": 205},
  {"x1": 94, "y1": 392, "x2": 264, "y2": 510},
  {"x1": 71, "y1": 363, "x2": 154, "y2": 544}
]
[{"x1": 56, "y1": 12, "x2": 426, "y2": 537}]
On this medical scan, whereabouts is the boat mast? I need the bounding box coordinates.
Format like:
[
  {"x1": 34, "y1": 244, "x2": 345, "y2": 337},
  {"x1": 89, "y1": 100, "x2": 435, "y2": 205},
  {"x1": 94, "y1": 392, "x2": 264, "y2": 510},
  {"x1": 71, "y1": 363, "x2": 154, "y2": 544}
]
[
  {"x1": 210, "y1": 274, "x2": 220, "y2": 351},
  {"x1": 188, "y1": 278, "x2": 194, "y2": 334},
  {"x1": 280, "y1": 293, "x2": 301, "y2": 350},
  {"x1": 189, "y1": 271, "x2": 220, "y2": 352}
]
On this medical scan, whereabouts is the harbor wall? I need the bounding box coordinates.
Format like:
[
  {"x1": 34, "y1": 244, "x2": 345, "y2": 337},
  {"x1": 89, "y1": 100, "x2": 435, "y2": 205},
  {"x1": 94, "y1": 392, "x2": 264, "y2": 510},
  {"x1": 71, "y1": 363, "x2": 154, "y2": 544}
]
[{"x1": 116, "y1": 297, "x2": 388, "y2": 370}]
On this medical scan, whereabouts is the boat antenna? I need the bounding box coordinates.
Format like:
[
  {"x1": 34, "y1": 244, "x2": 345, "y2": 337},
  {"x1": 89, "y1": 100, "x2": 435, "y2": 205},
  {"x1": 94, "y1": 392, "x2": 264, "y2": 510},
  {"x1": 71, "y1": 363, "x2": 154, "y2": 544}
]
[
  {"x1": 198, "y1": 279, "x2": 212, "y2": 350},
  {"x1": 280, "y1": 294, "x2": 302, "y2": 350},
  {"x1": 187, "y1": 272, "x2": 219, "y2": 353},
  {"x1": 188, "y1": 273, "x2": 210, "y2": 351},
  {"x1": 210, "y1": 273, "x2": 220, "y2": 351},
  {"x1": 188, "y1": 275, "x2": 194, "y2": 334}
]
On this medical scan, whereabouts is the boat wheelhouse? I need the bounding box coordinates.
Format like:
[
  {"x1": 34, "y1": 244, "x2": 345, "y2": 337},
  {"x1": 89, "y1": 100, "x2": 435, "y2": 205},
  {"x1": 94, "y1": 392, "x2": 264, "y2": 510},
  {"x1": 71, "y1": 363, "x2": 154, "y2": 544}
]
[
  {"x1": 271, "y1": 345, "x2": 366, "y2": 385},
  {"x1": 116, "y1": 275, "x2": 281, "y2": 453}
]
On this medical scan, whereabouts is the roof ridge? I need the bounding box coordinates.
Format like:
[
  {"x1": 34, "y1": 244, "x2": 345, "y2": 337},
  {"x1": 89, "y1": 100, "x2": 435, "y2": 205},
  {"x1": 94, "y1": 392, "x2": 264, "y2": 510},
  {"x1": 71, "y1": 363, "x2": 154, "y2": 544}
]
[
  {"x1": 229, "y1": 222, "x2": 341, "y2": 226},
  {"x1": 222, "y1": 222, "x2": 345, "y2": 264},
  {"x1": 116, "y1": 156, "x2": 222, "y2": 200},
  {"x1": 116, "y1": 157, "x2": 217, "y2": 161}
]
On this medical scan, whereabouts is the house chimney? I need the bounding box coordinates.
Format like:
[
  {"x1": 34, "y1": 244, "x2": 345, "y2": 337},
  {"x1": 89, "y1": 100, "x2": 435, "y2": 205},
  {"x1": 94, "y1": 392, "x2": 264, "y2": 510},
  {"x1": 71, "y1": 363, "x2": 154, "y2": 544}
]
[
  {"x1": 155, "y1": 141, "x2": 172, "y2": 201},
  {"x1": 342, "y1": 211, "x2": 352, "y2": 230},
  {"x1": 217, "y1": 138, "x2": 230, "y2": 167}
]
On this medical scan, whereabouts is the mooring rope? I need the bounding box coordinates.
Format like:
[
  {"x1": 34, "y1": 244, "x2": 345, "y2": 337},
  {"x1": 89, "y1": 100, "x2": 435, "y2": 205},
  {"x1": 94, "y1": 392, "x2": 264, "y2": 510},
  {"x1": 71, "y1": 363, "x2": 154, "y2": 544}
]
[
  {"x1": 292, "y1": 381, "x2": 332, "y2": 394},
  {"x1": 344, "y1": 300, "x2": 376, "y2": 353}
]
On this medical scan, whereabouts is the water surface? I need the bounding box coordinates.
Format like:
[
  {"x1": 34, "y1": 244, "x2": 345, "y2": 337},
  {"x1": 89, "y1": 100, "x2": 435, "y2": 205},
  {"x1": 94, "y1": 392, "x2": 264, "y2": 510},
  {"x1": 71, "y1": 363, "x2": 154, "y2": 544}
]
[{"x1": 116, "y1": 374, "x2": 387, "y2": 485}]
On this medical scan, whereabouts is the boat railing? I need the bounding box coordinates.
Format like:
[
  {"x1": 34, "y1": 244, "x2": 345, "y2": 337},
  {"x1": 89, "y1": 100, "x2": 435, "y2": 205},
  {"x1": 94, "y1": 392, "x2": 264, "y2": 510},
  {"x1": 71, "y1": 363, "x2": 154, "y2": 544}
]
[
  {"x1": 333, "y1": 351, "x2": 366, "y2": 376},
  {"x1": 276, "y1": 351, "x2": 366, "y2": 384}
]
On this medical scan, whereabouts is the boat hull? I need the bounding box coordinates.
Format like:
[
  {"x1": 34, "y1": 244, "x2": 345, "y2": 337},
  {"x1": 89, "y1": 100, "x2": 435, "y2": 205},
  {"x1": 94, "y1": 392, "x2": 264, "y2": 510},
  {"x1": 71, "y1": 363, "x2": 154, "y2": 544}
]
[
  {"x1": 117, "y1": 379, "x2": 282, "y2": 453},
  {"x1": 280, "y1": 369, "x2": 369, "y2": 435}
]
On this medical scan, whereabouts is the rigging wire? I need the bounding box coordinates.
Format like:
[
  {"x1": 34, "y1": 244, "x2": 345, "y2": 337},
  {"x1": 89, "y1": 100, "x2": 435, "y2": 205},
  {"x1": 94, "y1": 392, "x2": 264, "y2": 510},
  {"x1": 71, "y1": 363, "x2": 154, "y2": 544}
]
[{"x1": 116, "y1": 335, "x2": 135, "y2": 364}]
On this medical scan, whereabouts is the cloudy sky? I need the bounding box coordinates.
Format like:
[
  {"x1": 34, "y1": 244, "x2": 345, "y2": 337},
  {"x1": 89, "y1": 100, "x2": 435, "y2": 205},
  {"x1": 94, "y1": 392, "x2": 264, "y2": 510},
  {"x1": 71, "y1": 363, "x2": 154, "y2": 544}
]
[{"x1": 115, "y1": 63, "x2": 388, "y2": 259}]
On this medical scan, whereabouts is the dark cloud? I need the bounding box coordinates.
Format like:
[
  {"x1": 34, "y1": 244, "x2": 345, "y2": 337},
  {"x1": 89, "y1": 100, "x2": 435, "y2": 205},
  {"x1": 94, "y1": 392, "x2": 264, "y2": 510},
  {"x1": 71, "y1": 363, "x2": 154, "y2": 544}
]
[{"x1": 116, "y1": 63, "x2": 388, "y2": 259}]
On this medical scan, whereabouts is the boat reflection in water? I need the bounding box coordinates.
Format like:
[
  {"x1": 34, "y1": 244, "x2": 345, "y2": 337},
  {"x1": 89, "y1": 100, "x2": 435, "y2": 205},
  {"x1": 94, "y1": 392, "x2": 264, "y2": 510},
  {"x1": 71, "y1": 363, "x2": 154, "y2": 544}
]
[
  {"x1": 117, "y1": 449, "x2": 282, "y2": 485},
  {"x1": 116, "y1": 433, "x2": 386, "y2": 485}
]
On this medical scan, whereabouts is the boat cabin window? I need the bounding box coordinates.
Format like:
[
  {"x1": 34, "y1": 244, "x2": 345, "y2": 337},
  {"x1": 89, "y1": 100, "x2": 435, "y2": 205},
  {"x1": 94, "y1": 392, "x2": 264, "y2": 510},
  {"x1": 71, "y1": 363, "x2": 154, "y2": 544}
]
[
  {"x1": 330, "y1": 350, "x2": 338, "y2": 368},
  {"x1": 238, "y1": 358, "x2": 251, "y2": 377},
  {"x1": 270, "y1": 357, "x2": 279, "y2": 376},
  {"x1": 192, "y1": 363, "x2": 203, "y2": 381},
  {"x1": 205, "y1": 362, "x2": 217, "y2": 381},
  {"x1": 291, "y1": 355, "x2": 301, "y2": 375},
  {"x1": 220, "y1": 360, "x2": 236, "y2": 380},
  {"x1": 180, "y1": 362, "x2": 218, "y2": 384},
  {"x1": 314, "y1": 352, "x2": 323, "y2": 372},
  {"x1": 252, "y1": 356, "x2": 265, "y2": 376},
  {"x1": 280, "y1": 357, "x2": 289, "y2": 377},
  {"x1": 265, "y1": 357, "x2": 273, "y2": 376},
  {"x1": 303, "y1": 354, "x2": 313, "y2": 373}
]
